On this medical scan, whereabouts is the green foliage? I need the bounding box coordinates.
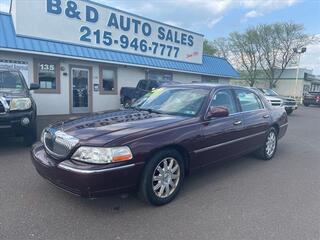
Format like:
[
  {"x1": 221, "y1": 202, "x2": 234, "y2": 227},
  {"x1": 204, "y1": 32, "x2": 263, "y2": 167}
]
[
  {"x1": 203, "y1": 39, "x2": 218, "y2": 55},
  {"x1": 209, "y1": 22, "x2": 312, "y2": 88}
]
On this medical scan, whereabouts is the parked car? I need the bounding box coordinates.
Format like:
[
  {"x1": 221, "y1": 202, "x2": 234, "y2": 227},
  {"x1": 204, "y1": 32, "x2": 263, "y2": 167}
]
[
  {"x1": 0, "y1": 68, "x2": 39, "y2": 145},
  {"x1": 303, "y1": 91, "x2": 320, "y2": 106},
  {"x1": 31, "y1": 84, "x2": 288, "y2": 206},
  {"x1": 120, "y1": 79, "x2": 175, "y2": 107},
  {"x1": 256, "y1": 88, "x2": 297, "y2": 115}
]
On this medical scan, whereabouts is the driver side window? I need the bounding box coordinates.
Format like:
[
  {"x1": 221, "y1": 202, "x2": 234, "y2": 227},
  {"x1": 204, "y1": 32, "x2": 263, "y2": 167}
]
[{"x1": 210, "y1": 89, "x2": 237, "y2": 114}]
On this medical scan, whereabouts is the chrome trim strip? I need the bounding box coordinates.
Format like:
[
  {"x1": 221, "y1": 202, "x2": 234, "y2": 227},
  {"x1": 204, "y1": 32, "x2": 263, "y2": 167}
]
[
  {"x1": 280, "y1": 123, "x2": 289, "y2": 128},
  {"x1": 0, "y1": 97, "x2": 10, "y2": 113},
  {"x1": 194, "y1": 131, "x2": 266, "y2": 154},
  {"x1": 57, "y1": 162, "x2": 136, "y2": 174}
]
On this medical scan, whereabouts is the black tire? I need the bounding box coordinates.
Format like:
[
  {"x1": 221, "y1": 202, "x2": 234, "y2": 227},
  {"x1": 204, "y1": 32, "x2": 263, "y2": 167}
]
[
  {"x1": 23, "y1": 125, "x2": 37, "y2": 147},
  {"x1": 303, "y1": 102, "x2": 309, "y2": 107},
  {"x1": 124, "y1": 98, "x2": 132, "y2": 108},
  {"x1": 255, "y1": 127, "x2": 278, "y2": 161},
  {"x1": 139, "y1": 149, "x2": 185, "y2": 206},
  {"x1": 286, "y1": 109, "x2": 293, "y2": 115}
]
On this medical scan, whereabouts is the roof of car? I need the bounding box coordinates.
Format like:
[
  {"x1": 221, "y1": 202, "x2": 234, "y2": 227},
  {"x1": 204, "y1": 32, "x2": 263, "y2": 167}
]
[{"x1": 166, "y1": 83, "x2": 249, "y2": 90}]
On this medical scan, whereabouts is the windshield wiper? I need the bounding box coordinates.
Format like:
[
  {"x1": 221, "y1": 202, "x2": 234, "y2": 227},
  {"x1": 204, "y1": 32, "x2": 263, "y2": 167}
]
[{"x1": 133, "y1": 107, "x2": 162, "y2": 114}]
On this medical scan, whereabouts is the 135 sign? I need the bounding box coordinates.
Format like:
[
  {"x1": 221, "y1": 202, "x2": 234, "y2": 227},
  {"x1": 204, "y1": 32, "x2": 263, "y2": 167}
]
[{"x1": 39, "y1": 63, "x2": 55, "y2": 72}]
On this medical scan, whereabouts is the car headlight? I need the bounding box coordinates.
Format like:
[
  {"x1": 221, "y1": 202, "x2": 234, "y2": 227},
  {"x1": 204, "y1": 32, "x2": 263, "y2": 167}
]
[
  {"x1": 71, "y1": 146, "x2": 133, "y2": 164},
  {"x1": 10, "y1": 98, "x2": 32, "y2": 110}
]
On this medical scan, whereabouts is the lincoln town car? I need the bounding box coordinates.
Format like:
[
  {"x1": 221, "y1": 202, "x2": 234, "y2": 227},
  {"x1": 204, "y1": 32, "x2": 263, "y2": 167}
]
[{"x1": 31, "y1": 84, "x2": 288, "y2": 205}]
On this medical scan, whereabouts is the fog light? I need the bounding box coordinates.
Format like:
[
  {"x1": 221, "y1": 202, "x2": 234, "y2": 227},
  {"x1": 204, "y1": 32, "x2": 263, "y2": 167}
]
[{"x1": 21, "y1": 117, "x2": 30, "y2": 126}]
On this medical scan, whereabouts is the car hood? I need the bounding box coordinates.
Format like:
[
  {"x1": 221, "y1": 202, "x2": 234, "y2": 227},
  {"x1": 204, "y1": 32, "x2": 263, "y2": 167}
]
[
  {"x1": 277, "y1": 96, "x2": 296, "y2": 102},
  {"x1": 0, "y1": 89, "x2": 28, "y2": 99},
  {"x1": 263, "y1": 95, "x2": 282, "y2": 101},
  {"x1": 50, "y1": 109, "x2": 190, "y2": 145}
]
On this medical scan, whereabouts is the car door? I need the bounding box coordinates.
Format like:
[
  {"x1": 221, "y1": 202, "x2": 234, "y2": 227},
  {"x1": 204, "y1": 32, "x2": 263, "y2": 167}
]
[
  {"x1": 195, "y1": 89, "x2": 246, "y2": 167},
  {"x1": 135, "y1": 80, "x2": 149, "y2": 99},
  {"x1": 234, "y1": 88, "x2": 271, "y2": 153}
]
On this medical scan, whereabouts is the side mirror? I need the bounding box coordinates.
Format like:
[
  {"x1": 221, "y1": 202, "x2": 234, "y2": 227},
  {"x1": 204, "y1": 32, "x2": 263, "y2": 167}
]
[
  {"x1": 206, "y1": 106, "x2": 229, "y2": 119},
  {"x1": 29, "y1": 83, "x2": 40, "y2": 90}
]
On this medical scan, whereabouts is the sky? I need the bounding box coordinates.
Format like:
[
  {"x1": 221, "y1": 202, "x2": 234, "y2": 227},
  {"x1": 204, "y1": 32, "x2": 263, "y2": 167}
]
[{"x1": 0, "y1": 0, "x2": 319, "y2": 74}]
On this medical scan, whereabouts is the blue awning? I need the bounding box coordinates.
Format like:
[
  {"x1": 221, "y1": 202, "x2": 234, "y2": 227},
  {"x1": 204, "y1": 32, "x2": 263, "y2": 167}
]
[{"x1": 0, "y1": 12, "x2": 239, "y2": 78}]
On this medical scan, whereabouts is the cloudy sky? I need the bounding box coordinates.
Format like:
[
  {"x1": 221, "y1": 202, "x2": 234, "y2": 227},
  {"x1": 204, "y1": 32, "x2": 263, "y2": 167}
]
[{"x1": 0, "y1": 0, "x2": 319, "y2": 73}]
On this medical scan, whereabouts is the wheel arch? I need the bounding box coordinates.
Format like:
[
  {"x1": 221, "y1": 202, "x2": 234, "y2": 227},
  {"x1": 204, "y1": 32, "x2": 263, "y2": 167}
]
[
  {"x1": 271, "y1": 123, "x2": 279, "y2": 135},
  {"x1": 147, "y1": 144, "x2": 191, "y2": 176}
]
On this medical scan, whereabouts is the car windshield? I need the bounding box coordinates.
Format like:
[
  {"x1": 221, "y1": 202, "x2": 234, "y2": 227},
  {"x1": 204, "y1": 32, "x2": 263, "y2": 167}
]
[
  {"x1": 0, "y1": 71, "x2": 26, "y2": 91},
  {"x1": 131, "y1": 87, "x2": 209, "y2": 117},
  {"x1": 260, "y1": 88, "x2": 279, "y2": 96}
]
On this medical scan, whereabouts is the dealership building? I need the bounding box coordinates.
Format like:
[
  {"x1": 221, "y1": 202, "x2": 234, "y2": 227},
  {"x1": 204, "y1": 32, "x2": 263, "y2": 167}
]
[{"x1": 0, "y1": 0, "x2": 238, "y2": 116}]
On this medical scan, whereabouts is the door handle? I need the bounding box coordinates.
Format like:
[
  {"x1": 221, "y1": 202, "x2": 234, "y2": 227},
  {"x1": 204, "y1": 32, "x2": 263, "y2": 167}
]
[
  {"x1": 263, "y1": 114, "x2": 270, "y2": 119},
  {"x1": 233, "y1": 120, "x2": 242, "y2": 125}
]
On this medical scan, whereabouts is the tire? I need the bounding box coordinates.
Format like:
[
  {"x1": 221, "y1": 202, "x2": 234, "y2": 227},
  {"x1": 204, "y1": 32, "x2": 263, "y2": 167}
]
[
  {"x1": 255, "y1": 127, "x2": 278, "y2": 161},
  {"x1": 303, "y1": 102, "x2": 309, "y2": 107},
  {"x1": 124, "y1": 98, "x2": 132, "y2": 108},
  {"x1": 23, "y1": 125, "x2": 37, "y2": 147},
  {"x1": 286, "y1": 109, "x2": 293, "y2": 115},
  {"x1": 139, "y1": 149, "x2": 185, "y2": 206}
]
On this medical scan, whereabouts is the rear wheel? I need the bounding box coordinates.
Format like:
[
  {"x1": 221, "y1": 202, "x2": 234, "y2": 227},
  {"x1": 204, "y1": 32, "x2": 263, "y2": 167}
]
[
  {"x1": 256, "y1": 127, "x2": 278, "y2": 161},
  {"x1": 139, "y1": 149, "x2": 185, "y2": 206}
]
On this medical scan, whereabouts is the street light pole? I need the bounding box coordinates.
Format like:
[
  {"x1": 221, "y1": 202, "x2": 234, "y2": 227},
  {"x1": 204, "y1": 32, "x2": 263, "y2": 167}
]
[{"x1": 293, "y1": 47, "x2": 307, "y2": 100}]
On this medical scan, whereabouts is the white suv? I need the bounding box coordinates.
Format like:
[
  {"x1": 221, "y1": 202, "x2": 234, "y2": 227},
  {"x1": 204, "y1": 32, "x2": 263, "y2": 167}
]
[{"x1": 255, "y1": 88, "x2": 297, "y2": 115}]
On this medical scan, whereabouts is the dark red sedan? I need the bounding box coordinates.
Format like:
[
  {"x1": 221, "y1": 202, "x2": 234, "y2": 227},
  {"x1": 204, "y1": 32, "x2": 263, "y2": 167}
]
[{"x1": 31, "y1": 84, "x2": 288, "y2": 205}]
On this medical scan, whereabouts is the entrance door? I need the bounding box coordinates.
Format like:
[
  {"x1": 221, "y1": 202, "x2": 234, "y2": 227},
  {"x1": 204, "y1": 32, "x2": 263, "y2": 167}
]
[{"x1": 71, "y1": 67, "x2": 90, "y2": 114}]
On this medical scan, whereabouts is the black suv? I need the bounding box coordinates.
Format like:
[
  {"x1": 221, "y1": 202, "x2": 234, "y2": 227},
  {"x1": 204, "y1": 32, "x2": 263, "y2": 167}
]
[{"x1": 0, "y1": 69, "x2": 39, "y2": 145}]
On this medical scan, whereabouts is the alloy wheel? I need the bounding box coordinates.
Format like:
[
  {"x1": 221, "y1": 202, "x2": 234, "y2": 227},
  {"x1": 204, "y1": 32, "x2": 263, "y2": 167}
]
[
  {"x1": 266, "y1": 131, "x2": 276, "y2": 157},
  {"x1": 152, "y1": 157, "x2": 181, "y2": 198}
]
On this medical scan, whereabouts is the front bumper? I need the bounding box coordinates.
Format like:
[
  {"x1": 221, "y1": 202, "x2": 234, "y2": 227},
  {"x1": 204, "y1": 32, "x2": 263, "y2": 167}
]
[
  {"x1": 283, "y1": 105, "x2": 298, "y2": 111},
  {"x1": 31, "y1": 143, "x2": 144, "y2": 197},
  {"x1": 0, "y1": 110, "x2": 35, "y2": 135}
]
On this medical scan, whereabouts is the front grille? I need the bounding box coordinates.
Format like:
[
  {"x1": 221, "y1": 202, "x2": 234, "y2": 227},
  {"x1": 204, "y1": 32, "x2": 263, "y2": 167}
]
[
  {"x1": 0, "y1": 98, "x2": 9, "y2": 113},
  {"x1": 284, "y1": 101, "x2": 296, "y2": 106},
  {"x1": 0, "y1": 102, "x2": 4, "y2": 113},
  {"x1": 43, "y1": 129, "x2": 79, "y2": 160},
  {"x1": 270, "y1": 100, "x2": 282, "y2": 106}
]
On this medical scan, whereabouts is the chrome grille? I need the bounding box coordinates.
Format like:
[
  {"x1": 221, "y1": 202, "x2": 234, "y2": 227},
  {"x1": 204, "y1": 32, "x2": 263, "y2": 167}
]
[
  {"x1": 0, "y1": 97, "x2": 9, "y2": 114},
  {"x1": 43, "y1": 129, "x2": 79, "y2": 159},
  {"x1": 283, "y1": 101, "x2": 296, "y2": 106},
  {"x1": 0, "y1": 102, "x2": 4, "y2": 113},
  {"x1": 270, "y1": 100, "x2": 282, "y2": 106}
]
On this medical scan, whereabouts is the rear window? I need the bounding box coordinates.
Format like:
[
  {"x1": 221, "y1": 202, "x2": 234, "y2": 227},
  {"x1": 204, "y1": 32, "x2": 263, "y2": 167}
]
[{"x1": 235, "y1": 89, "x2": 264, "y2": 112}]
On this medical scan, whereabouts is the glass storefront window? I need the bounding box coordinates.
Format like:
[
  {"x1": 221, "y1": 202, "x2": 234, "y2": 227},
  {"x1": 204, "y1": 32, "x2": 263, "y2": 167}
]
[
  {"x1": 34, "y1": 59, "x2": 60, "y2": 93},
  {"x1": 147, "y1": 71, "x2": 172, "y2": 81},
  {"x1": 100, "y1": 66, "x2": 117, "y2": 94}
]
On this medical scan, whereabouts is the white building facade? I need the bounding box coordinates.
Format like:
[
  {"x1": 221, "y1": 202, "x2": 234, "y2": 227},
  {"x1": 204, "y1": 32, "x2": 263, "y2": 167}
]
[{"x1": 0, "y1": 0, "x2": 238, "y2": 115}]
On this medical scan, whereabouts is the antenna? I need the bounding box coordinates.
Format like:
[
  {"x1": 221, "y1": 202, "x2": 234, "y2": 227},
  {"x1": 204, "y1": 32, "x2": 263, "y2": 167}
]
[{"x1": 9, "y1": 0, "x2": 13, "y2": 13}]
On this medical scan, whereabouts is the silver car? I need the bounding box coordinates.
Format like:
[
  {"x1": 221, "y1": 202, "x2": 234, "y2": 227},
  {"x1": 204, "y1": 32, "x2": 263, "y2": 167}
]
[{"x1": 256, "y1": 88, "x2": 297, "y2": 115}]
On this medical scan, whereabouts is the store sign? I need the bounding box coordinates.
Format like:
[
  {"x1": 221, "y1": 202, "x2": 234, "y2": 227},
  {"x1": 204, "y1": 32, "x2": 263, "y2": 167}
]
[{"x1": 12, "y1": 0, "x2": 204, "y2": 64}]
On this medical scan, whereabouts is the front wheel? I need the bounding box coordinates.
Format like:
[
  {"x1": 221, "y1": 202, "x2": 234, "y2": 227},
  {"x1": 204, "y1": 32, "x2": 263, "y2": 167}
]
[
  {"x1": 303, "y1": 102, "x2": 309, "y2": 107},
  {"x1": 286, "y1": 109, "x2": 293, "y2": 115},
  {"x1": 23, "y1": 125, "x2": 37, "y2": 146},
  {"x1": 256, "y1": 127, "x2": 278, "y2": 161},
  {"x1": 139, "y1": 149, "x2": 185, "y2": 206}
]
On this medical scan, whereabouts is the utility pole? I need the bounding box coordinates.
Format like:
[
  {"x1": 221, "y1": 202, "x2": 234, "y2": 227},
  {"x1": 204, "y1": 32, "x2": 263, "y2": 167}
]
[{"x1": 293, "y1": 47, "x2": 307, "y2": 100}]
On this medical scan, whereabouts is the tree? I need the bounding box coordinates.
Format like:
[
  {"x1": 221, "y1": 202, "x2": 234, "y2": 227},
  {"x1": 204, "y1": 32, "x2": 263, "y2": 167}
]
[
  {"x1": 228, "y1": 29, "x2": 261, "y2": 86},
  {"x1": 212, "y1": 37, "x2": 230, "y2": 59},
  {"x1": 255, "y1": 23, "x2": 311, "y2": 88},
  {"x1": 203, "y1": 39, "x2": 218, "y2": 55}
]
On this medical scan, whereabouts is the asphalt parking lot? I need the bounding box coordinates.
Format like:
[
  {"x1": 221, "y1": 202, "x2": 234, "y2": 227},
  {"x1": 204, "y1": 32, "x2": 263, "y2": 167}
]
[{"x1": 0, "y1": 106, "x2": 319, "y2": 240}]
